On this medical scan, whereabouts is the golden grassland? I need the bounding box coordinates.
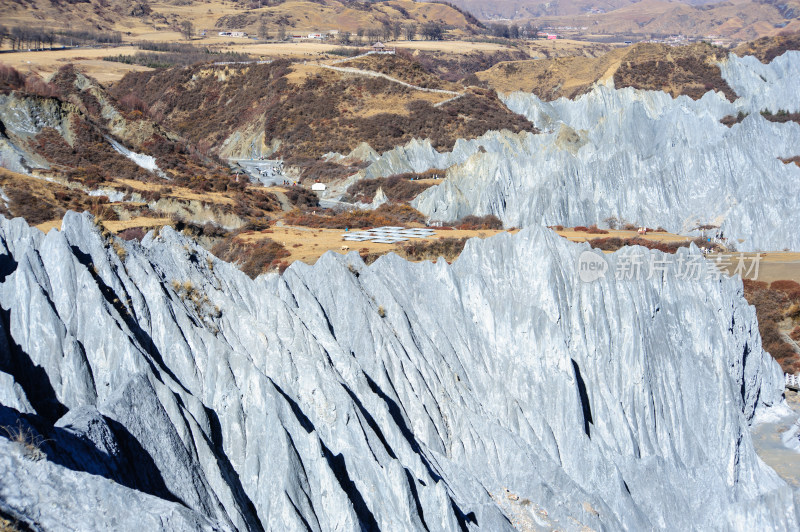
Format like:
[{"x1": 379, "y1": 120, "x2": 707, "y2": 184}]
[{"x1": 0, "y1": 46, "x2": 153, "y2": 83}]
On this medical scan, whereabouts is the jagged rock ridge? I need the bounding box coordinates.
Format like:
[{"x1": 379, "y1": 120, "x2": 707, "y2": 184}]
[
  {"x1": 0, "y1": 212, "x2": 795, "y2": 529},
  {"x1": 348, "y1": 52, "x2": 800, "y2": 251}
]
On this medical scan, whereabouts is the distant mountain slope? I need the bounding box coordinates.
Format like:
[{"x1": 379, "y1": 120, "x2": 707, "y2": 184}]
[
  {"x1": 0, "y1": 0, "x2": 483, "y2": 37},
  {"x1": 474, "y1": 39, "x2": 797, "y2": 100},
  {"x1": 447, "y1": 0, "x2": 800, "y2": 40},
  {"x1": 111, "y1": 56, "x2": 537, "y2": 163}
]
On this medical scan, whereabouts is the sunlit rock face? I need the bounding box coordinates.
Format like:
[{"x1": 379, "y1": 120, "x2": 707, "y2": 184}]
[
  {"x1": 0, "y1": 212, "x2": 795, "y2": 530},
  {"x1": 353, "y1": 52, "x2": 800, "y2": 252}
]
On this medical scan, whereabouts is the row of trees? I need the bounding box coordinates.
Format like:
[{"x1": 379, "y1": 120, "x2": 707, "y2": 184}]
[
  {"x1": 345, "y1": 22, "x2": 443, "y2": 43},
  {"x1": 251, "y1": 20, "x2": 446, "y2": 43},
  {"x1": 0, "y1": 25, "x2": 123, "y2": 50},
  {"x1": 487, "y1": 22, "x2": 540, "y2": 40}
]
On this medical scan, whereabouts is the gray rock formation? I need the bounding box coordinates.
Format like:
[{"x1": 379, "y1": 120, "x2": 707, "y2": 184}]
[
  {"x1": 720, "y1": 51, "x2": 800, "y2": 114},
  {"x1": 339, "y1": 51, "x2": 800, "y2": 251},
  {"x1": 0, "y1": 211, "x2": 796, "y2": 530}
]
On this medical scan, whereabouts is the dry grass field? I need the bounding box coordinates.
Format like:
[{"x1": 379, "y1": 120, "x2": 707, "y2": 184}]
[
  {"x1": 0, "y1": 46, "x2": 153, "y2": 83},
  {"x1": 554, "y1": 226, "x2": 800, "y2": 283},
  {"x1": 238, "y1": 224, "x2": 517, "y2": 264}
]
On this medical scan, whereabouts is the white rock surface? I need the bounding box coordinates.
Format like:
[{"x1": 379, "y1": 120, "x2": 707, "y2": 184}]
[
  {"x1": 720, "y1": 51, "x2": 800, "y2": 114},
  {"x1": 0, "y1": 211, "x2": 795, "y2": 530},
  {"x1": 345, "y1": 52, "x2": 800, "y2": 252}
]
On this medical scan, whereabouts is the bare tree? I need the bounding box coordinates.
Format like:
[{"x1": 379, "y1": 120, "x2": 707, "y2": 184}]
[
  {"x1": 421, "y1": 22, "x2": 443, "y2": 41},
  {"x1": 356, "y1": 27, "x2": 365, "y2": 43},
  {"x1": 277, "y1": 26, "x2": 286, "y2": 41},
  {"x1": 392, "y1": 22, "x2": 403, "y2": 40},
  {"x1": 180, "y1": 20, "x2": 194, "y2": 40},
  {"x1": 338, "y1": 31, "x2": 351, "y2": 45},
  {"x1": 258, "y1": 22, "x2": 270, "y2": 40},
  {"x1": 403, "y1": 23, "x2": 416, "y2": 41}
]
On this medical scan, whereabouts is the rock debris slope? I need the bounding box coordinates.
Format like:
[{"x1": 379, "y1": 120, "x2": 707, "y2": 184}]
[
  {"x1": 397, "y1": 52, "x2": 800, "y2": 251},
  {"x1": 0, "y1": 212, "x2": 796, "y2": 530}
]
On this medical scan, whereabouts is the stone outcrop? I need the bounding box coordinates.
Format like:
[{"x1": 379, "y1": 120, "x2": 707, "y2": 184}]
[
  {"x1": 0, "y1": 212, "x2": 795, "y2": 529},
  {"x1": 340, "y1": 52, "x2": 800, "y2": 251}
]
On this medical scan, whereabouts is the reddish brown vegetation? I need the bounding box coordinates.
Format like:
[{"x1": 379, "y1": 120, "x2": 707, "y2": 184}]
[
  {"x1": 0, "y1": 171, "x2": 117, "y2": 225},
  {"x1": 454, "y1": 214, "x2": 503, "y2": 230},
  {"x1": 761, "y1": 110, "x2": 800, "y2": 126},
  {"x1": 282, "y1": 187, "x2": 319, "y2": 208},
  {"x1": 284, "y1": 204, "x2": 425, "y2": 229},
  {"x1": 344, "y1": 173, "x2": 436, "y2": 204},
  {"x1": 743, "y1": 279, "x2": 800, "y2": 373},
  {"x1": 613, "y1": 44, "x2": 737, "y2": 101},
  {"x1": 114, "y1": 62, "x2": 537, "y2": 160},
  {"x1": 211, "y1": 235, "x2": 290, "y2": 278},
  {"x1": 587, "y1": 236, "x2": 723, "y2": 253},
  {"x1": 734, "y1": 32, "x2": 800, "y2": 64},
  {"x1": 585, "y1": 224, "x2": 608, "y2": 234}
]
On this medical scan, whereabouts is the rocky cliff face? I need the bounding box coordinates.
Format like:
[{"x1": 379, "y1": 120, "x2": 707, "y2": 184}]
[
  {"x1": 0, "y1": 212, "x2": 795, "y2": 529},
  {"x1": 374, "y1": 51, "x2": 800, "y2": 251}
]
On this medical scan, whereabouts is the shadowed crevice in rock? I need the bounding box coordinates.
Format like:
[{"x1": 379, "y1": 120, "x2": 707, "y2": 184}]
[
  {"x1": 205, "y1": 406, "x2": 264, "y2": 532},
  {"x1": 0, "y1": 307, "x2": 66, "y2": 424},
  {"x1": 572, "y1": 359, "x2": 593, "y2": 438},
  {"x1": 0, "y1": 251, "x2": 16, "y2": 283},
  {"x1": 0, "y1": 404, "x2": 177, "y2": 505},
  {"x1": 404, "y1": 467, "x2": 430, "y2": 531},
  {"x1": 273, "y1": 382, "x2": 315, "y2": 434},
  {"x1": 364, "y1": 372, "x2": 443, "y2": 483},
  {"x1": 342, "y1": 384, "x2": 398, "y2": 460},
  {"x1": 450, "y1": 496, "x2": 479, "y2": 531},
  {"x1": 68, "y1": 244, "x2": 189, "y2": 396},
  {"x1": 320, "y1": 442, "x2": 380, "y2": 531}
]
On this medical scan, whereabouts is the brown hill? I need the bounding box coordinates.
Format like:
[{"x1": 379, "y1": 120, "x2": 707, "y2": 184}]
[
  {"x1": 111, "y1": 55, "x2": 537, "y2": 165},
  {"x1": 476, "y1": 41, "x2": 746, "y2": 100},
  {"x1": 0, "y1": 0, "x2": 483, "y2": 40},
  {"x1": 446, "y1": 0, "x2": 800, "y2": 40},
  {"x1": 528, "y1": 0, "x2": 800, "y2": 41},
  {"x1": 733, "y1": 30, "x2": 800, "y2": 61}
]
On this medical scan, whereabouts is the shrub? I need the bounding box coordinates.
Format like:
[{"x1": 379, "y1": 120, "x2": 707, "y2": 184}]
[
  {"x1": 211, "y1": 236, "x2": 290, "y2": 279},
  {"x1": 284, "y1": 204, "x2": 426, "y2": 229},
  {"x1": 397, "y1": 237, "x2": 468, "y2": 262},
  {"x1": 118, "y1": 227, "x2": 148, "y2": 241},
  {"x1": 585, "y1": 224, "x2": 608, "y2": 234},
  {"x1": 0, "y1": 63, "x2": 25, "y2": 92},
  {"x1": 743, "y1": 280, "x2": 800, "y2": 373},
  {"x1": 2, "y1": 420, "x2": 46, "y2": 461},
  {"x1": 283, "y1": 187, "x2": 319, "y2": 208},
  {"x1": 574, "y1": 226, "x2": 589, "y2": 232},
  {"x1": 344, "y1": 173, "x2": 434, "y2": 204},
  {"x1": 771, "y1": 280, "x2": 800, "y2": 302},
  {"x1": 112, "y1": 241, "x2": 128, "y2": 261},
  {"x1": 586, "y1": 236, "x2": 723, "y2": 254},
  {"x1": 455, "y1": 214, "x2": 503, "y2": 230}
]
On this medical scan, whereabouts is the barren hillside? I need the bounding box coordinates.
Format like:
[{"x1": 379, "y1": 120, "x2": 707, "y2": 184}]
[
  {"x1": 0, "y1": 0, "x2": 484, "y2": 39},
  {"x1": 477, "y1": 41, "x2": 753, "y2": 100},
  {"x1": 111, "y1": 55, "x2": 537, "y2": 162}
]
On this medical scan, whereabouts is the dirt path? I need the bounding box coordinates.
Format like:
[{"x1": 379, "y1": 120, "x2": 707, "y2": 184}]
[
  {"x1": 264, "y1": 187, "x2": 293, "y2": 212},
  {"x1": 317, "y1": 63, "x2": 462, "y2": 96}
]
